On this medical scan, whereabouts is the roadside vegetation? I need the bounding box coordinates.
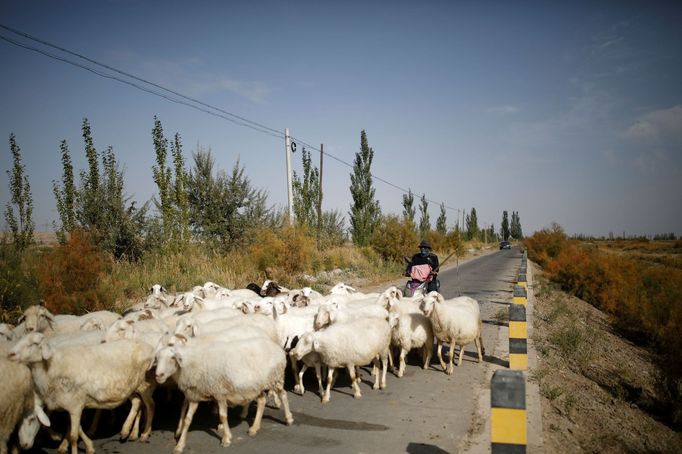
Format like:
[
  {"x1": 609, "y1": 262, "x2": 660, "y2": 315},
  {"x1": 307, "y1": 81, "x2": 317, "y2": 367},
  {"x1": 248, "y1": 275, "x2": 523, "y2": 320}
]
[
  {"x1": 524, "y1": 224, "x2": 682, "y2": 429},
  {"x1": 1, "y1": 119, "x2": 515, "y2": 321}
]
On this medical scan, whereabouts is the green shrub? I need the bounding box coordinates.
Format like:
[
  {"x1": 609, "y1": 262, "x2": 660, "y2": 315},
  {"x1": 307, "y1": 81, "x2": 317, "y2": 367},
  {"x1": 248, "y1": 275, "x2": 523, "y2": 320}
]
[
  {"x1": 0, "y1": 239, "x2": 41, "y2": 321},
  {"x1": 371, "y1": 215, "x2": 418, "y2": 263}
]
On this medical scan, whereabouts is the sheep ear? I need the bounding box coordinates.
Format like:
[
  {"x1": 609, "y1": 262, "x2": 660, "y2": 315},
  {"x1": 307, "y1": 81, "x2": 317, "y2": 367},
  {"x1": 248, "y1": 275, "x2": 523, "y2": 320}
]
[
  {"x1": 190, "y1": 323, "x2": 200, "y2": 337},
  {"x1": 40, "y1": 342, "x2": 54, "y2": 360},
  {"x1": 34, "y1": 398, "x2": 50, "y2": 427},
  {"x1": 312, "y1": 338, "x2": 320, "y2": 351},
  {"x1": 240, "y1": 302, "x2": 249, "y2": 314},
  {"x1": 436, "y1": 293, "x2": 445, "y2": 304},
  {"x1": 173, "y1": 348, "x2": 185, "y2": 368},
  {"x1": 289, "y1": 335, "x2": 300, "y2": 350},
  {"x1": 17, "y1": 315, "x2": 25, "y2": 324},
  {"x1": 161, "y1": 286, "x2": 167, "y2": 293}
]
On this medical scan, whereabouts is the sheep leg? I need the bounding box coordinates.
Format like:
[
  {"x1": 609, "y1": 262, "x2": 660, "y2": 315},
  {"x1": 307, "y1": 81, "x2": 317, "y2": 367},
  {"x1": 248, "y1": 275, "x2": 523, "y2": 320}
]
[
  {"x1": 314, "y1": 362, "x2": 324, "y2": 397},
  {"x1": 174, "y1": 400, "x2": 198, "y2": 454},
  {"x1": 130, "y1": 410, "x2": 141, "y2": 441},
  {"x1": 398, "y1": 348, "x2": 407, "y2": 377},
  {"x1": 248, "y1": 393, "x2": 266, "y2": 437},
  {"x1": 446, "y1": 344, "x2": 455, "y2": 375},
  {"x1": 295, "y1": 364, "x2": 308, "y2": 395},
  {"x1": 387, "y1": 345, "x2": 395, "y2": 371},
  {"x1": 217, "y1": 400, "x2": 231, "y2": 447},
  {"x1": 240, "y1": 403, "x2": 249, "y2": 419},
  {"x1": 66, "y1": 408, "x2": 83, "y2": 454},
  {"x1": 289, "y1": 355, "x2": 300, "y2": 386},
  {"x1": 277, "y1": 386, "x2": 294, "y2": 426},
  {"x1": 86, "y1": 409, "x2": 101, "y2": 436},
  {"x1": 175, "y1": 398, "x2": 188, "y2": 440},
  {"x1": 322, "y1": 367, "x2": 335, "y2": 403},
  {"x1": 348, "y1": 365, "x2": 362, "y2": 398},
  {"x1": 457, "y1": 344, "x2": 465, "y2": 367},
  {"x1": 57, "y1": 436, "x2": 69, "y2": 453},
  {"x1": 380, "y1": 351, "x2": 388, "y2": 389},
  {"x1": 371, "y1": 358, "x2": 381, "y2": 389},
  {"x1": 476, "y1": 335, "x2": 484, "y2": 362},
  {"x1": 138, "y1": 382, "x2": 156, "y2": 442},
  {"x1": 437, "y1": 342, "x2": 447, "y2": 371},
  {"x1": 78, "y1": 425, "x2": 95, "y2": 454},
  {"x1": 120, "y1": 396, "x2": 141, "y2": 440},
  {"x1": 423, "y1": 335, "x2": 434, "y2": 369}
]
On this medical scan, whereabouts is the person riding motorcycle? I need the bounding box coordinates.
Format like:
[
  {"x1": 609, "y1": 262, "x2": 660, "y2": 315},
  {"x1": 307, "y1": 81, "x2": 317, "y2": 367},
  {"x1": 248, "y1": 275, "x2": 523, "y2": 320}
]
[{"x1": 405, "y1": 240, "x2": 440, "y2": 294}]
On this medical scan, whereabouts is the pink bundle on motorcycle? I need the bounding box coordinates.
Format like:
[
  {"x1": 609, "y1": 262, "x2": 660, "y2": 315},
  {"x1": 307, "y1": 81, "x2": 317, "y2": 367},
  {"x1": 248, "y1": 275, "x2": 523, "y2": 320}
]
[{"x1": 410, "y1": 264, "x2": 432, "y2": 282}]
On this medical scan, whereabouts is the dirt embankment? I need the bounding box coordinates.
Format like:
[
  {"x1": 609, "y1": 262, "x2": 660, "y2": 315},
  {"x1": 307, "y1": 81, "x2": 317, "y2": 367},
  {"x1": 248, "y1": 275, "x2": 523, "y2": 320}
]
[{"x1": 531, "y1": 265, "x2": 681, "y2": 453}]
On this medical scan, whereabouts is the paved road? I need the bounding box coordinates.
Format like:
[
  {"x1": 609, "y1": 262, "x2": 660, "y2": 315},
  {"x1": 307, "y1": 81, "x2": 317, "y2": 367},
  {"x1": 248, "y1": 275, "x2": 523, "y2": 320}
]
[{"x1": 31, "y1": 248, "x2": 523, "y2": 454}]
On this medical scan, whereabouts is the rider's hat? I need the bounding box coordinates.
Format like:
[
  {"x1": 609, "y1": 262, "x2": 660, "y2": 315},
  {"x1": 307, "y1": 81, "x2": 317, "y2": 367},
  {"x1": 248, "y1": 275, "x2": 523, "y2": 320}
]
[{"x1": 418, "y1": 240, "x2": 432, "y2": 249}]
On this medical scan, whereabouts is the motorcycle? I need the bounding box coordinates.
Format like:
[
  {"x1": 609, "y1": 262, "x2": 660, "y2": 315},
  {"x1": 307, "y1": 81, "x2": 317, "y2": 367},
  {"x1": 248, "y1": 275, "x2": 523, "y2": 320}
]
[
  {"x1": 402, "y1": 256, "x2": 439, "y2": 297},
  {"x1": 402, "y1": 251, "x2": 456, "y2": 297}
]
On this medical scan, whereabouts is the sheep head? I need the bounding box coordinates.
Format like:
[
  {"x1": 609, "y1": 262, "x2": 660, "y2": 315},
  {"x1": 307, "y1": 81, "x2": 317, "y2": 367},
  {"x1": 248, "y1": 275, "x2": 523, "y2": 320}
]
[
  {"x1": 289, "y1": 332, "x2": 315, "y2": 360},
  {"x1": 154, "y1": 346, "x2": 179, "y2": 384},
  {"x1": 21, "y1": 305, "x2": 55, "y2": 333},
  {"x1": 103, "y1": 319, "x2": 135, "y2": 343},
  {"x1": 8, "y1": 332, "x2": 52, "y2": 363}
]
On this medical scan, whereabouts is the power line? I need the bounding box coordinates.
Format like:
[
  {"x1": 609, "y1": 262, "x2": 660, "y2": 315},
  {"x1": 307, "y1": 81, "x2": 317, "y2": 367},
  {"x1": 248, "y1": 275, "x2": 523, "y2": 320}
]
[
  {"x1": 1, "y1": 23, "x2": 462, "y2": 216},
  {"x1": 0, "y1": 23, "x2": 284, "y2": 139}
]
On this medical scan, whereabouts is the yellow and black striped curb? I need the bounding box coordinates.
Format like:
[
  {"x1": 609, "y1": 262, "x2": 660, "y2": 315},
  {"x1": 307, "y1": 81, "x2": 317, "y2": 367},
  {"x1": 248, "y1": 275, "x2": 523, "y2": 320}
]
[
  {"x1": 512, "y1": 285, "x2": 527, "y2": 305},
  {"x1": 508, "y1": 304, "x2": 528, "y2": 370},
  {"x1": 491, "y1": 369, "x2": 527, "y2": 453}
]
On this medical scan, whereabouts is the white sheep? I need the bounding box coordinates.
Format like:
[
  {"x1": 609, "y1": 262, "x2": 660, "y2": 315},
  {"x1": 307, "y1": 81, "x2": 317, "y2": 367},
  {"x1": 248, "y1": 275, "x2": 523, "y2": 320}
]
[
  {"x1": 419, "y1": 291, "x2": 484, "y2": 374},
  {"x1": 0, "y1": 345, "x2": 50, "y2": 454},
  {"x1": 377, "y1": 286, "x2": 423, "y2": 315},
  {"x1": 19, "y1": 305, "x2": 121, "y2": 336},
  {"x1": 173, "y1": 316, "x2": 278, "y2": 345},
  {"x1": 154, "y1": 337, "x2": 294, "y2": 453},
  {"x1": 8, "y1": 333, "x2": 155, "y2": 454},
  {"x1": 289, "y1": 317, "x2": 391, "y2": 403},
  {"x1": 312, "y1": 303, "x2": 388, "y2": 330},
  {"x1": 387, "y1": 310, "x2": 434, "y2": 377}
]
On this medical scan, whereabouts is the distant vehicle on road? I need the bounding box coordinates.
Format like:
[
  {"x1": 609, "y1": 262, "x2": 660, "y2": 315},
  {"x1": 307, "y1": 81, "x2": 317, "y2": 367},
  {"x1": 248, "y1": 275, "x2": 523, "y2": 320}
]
[{"x1": 499, "y1": 240, "x2": 511, "y2": 250}]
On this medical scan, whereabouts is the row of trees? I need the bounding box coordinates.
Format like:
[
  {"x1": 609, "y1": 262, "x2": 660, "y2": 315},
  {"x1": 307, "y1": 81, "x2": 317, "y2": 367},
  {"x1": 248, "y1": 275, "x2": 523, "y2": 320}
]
[{"x1": 4, "y1": 121, "x2": 522, "y2": 260}]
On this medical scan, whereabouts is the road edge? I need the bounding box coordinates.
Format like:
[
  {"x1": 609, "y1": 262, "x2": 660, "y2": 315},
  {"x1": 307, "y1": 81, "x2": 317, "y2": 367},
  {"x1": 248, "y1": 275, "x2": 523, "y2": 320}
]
[{"x1": 459, "y1": 256, "x2": 545, "y2": 453}]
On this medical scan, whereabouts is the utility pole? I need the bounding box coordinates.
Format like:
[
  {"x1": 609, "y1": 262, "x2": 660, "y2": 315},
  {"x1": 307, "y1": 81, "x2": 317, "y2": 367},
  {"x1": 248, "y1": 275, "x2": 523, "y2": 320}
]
[
  {"x1": 316, "y1": 144, "x2": 324, "y2": 250},
  {"x1": 284, "y1": 128, "x2": 294, "y2": 224}
]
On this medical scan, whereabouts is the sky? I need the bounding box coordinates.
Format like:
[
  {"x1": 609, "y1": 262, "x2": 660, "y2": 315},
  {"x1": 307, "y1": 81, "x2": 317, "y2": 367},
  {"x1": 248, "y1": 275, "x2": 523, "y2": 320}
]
[{"x1": 1, "y1": 0, "x2": 681, "y2": 238}]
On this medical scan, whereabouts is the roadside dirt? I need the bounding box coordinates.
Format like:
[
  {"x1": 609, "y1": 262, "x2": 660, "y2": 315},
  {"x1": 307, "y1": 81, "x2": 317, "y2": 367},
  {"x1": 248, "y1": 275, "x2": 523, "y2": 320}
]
[{"x1": 530, "y1": 264, "x2": 682, "y2": 453}]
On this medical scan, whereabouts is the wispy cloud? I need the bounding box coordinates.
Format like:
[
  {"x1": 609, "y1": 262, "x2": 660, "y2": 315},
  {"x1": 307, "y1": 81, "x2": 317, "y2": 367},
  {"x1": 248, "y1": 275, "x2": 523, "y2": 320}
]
[
  {"x1": 486, "y1": 105, "x2": 521, "y2": 114},
  {"x1": 619, "y1": 105, "x2": 682, "y2": 173},
  {"x1": 107, "y1": 51, "x2": 271, "y2": 104}
]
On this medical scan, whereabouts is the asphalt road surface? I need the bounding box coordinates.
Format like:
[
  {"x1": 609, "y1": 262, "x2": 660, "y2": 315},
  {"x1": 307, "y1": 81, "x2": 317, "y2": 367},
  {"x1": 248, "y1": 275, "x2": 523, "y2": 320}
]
[{"x1": 29, "y1": 248, "x2": 523, "y2": 454}]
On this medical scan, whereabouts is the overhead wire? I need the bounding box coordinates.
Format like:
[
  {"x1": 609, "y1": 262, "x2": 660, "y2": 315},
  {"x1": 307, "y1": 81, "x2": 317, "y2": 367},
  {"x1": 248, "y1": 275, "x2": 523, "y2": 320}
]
[{"x1": 0, "y1": 23, "x2": 464, "y2": 216}]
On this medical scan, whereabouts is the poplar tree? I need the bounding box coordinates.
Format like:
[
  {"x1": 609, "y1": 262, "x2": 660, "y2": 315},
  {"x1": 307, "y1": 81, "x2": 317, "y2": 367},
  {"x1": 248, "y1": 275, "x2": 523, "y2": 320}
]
[
  {"x1": 292, "y1": 146, "x2": 320, "y2": 229},
  {"x1": 418, "y1": 194, "x2": 430, "y2": 238},
  {"x1": 53, "y1": 139, "x2": 76, "y2": 243},
  {"x1": 4, "y1": 133, "x2": 34, "y2": 249},
  {"x1": 78, "y1": 118, "x2": 103, "y2": 230},
  {"x1": 436, "y1": 203, "x2": 447, "y2": 235},
  {"x1": 349, "y1": 130, "x2": 381, "y2": 246},
  {"x1": 466, "y1": 207, "x2": 479, "y2": 240},
  {"x1": 501, "y1": 210, "x2": 510, "y2": 241},
  {"x1": 511, "y1": 211, "x2": 523, "y2": 239},
  {"x1": 171, "y1": 133, "x2": 189, "y2": 242},
  {"x1": 402, "y1": 189, "x2": 416, "y2": 224},
  {"x1": 152, "y1": 116, "x2": 173, "y2": 238}
]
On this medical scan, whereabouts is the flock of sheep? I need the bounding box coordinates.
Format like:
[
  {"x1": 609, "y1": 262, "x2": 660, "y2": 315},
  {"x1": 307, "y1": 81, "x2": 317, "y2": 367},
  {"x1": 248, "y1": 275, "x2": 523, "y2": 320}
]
[{"x1": 0, "y1": 279, "x2": 485, "y2": 454}]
